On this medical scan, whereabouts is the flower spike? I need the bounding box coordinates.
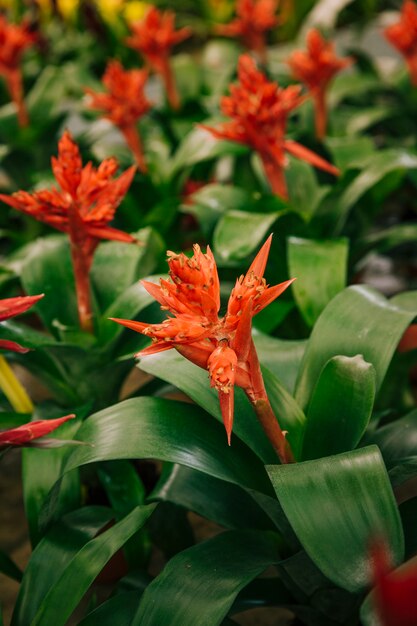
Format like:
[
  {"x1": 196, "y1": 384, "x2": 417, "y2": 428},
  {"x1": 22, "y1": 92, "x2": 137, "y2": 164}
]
[
  {"x1": 111, "y1": 235, "x2": 295, "y2": 462},
  {"x1": 126, "y1": 6, "x2": 191, "y2": 110},
  {"x1": 384, "y1": 0, "x2": 417, "y2": 86},
  {"x1": 0, "y1": 414, "x2": 75, "y2": 448},
  {"x1": 202, "y1": 54, "x2": 339, "y2": 200},
  {"x1": 0, "y1": 132, "x2": 136, "y2": 333}
]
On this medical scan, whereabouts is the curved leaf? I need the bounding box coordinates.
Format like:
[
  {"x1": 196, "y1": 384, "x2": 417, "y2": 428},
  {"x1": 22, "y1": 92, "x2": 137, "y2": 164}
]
[
  {"x1": 132, "y1": 530, "x2": 281, "y2": 626},
  {"x1": 287, "y1": 237, "x2": 348, "y2": 327},
  {"x1": 253, "y1": 332, "x2": 306, "y2": 394},
  {"x1": 0, "y1": 550, "x2": 22, "y2": 582},
  {"x1": 301, "y1": 355, "x2": 376, "y2": 460},
  {"x1": 295, "y1": 286, "x2": 417, "y2": 411},
  {"x1": 78, "y1": 592, "x2": 139, "y2": 626},
  {"x1": 267, "y1": 446, "x2": 404, "y2": 592}
]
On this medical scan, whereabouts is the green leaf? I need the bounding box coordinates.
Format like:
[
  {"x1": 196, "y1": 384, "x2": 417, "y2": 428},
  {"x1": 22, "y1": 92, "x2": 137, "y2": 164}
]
[
  {"x1": 213, "y1": 210, "x2": 280, "y2": 265},
  {"x1": 295, "y1": 286, "x2": 417, "y2": 411},
  {"x1": 62, "y1": 397, "x2": 272, "y2": 495},
  {"x1": 301, "y1": 355, "x2": 376, "y2": 460},
  {"x1": 288, "y1": 237, "x2": 348, "y2": 327},
  {"x1": 359, "y1": 224, "x2": 417, "y2": 255},
  {"x1": 286, "y1": 159, "x2": 330, "y2": 220},
  {"x1": 325, "y1": 136, "x2": 376, "y2": 171},
  {"x1": 132, "y1": 530, "x2": 280, "y2": 626},
  {"x1": 22, "y1": 404, "x2": 86, "y2": 546},
  {"x1": 138, "y1": 350, "x2": 277, "y2": 463},
  {"x1": 253, "y1": 332, "x2": 306, "y2": 394},
  {"x1": 267, "y1": 446, "x2": 404, "y2": 592},
  {"x1": 19, "y1": 505, "x2": 155, "y2": 626},
  {"x1": 12, "y1": 506, "x2": 114, "y2": 626},
  {"x1": 78, "y1": 592, "x2": 139, "y2": 626},
  {"x1": 367, "y1": 409, "x2": 417, "y2": 470},
  {"x1": 0, "y1": 550, "x2": 22, "y2": 582}
]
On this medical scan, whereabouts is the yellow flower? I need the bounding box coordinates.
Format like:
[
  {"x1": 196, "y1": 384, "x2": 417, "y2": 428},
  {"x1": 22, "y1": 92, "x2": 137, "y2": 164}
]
[
  {"x1": 124, "y1": 1, "x2": 150, "y2": 24},
  {"x1": 57, "y1": 0, "x2": 80, "y2": 20}
]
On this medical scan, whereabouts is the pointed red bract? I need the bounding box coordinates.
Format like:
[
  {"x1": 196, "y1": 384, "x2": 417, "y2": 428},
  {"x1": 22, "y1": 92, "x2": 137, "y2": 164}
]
[
  {"x1": 0, "y1": 414, "x2": 75, "y2": 447},
  {"x1": 0, "y1": 294, "x2": 43, "y2": 353},
  {"x1": 0, "y1": 132, "x2": 136, "y2": 332},
  {"x1": 216, "y1": 0, "x2": 278, "y2": 64},
  {"x1": 202, "y1": 54, "x2": 339, "y2": 199},
  {"x1": 0, "y1": 16, "x2": 36, "y2": 127},
  {"x1": 111, "y1": 234, "x2": 294, "y2": 451},
  {"x1": 86, "y1": 60, "x2": 151, "y2": 172},
  {"x1": 385, "y1": 0, "x2": 417, "y2": 86},
  {"x1": 126, "y1": 6, "x2": 191, "y2": 110}
]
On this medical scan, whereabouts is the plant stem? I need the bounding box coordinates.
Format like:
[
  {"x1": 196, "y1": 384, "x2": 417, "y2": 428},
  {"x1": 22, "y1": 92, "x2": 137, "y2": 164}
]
[
  {"x1": 121, "y1": 124, "x2": 147, "y2": 173},
  {"x1": 68, "y1": 210, "x2": 94, "y2": 333},
  {"x1": 160, "y1": 58, "x2": 180, "y2": 111},
  {"x1": 6, "y1": 69, "x2": 29, "y2": 128},
  {"x1": 260, "y1": 153, "x2": 288, "y2": 200},
  {"x1": 0, "y1": 355, "x2": 34, "y2": 413},
  {"x1": 314, "y1": 89, "x2": 327, "y2": 141}
]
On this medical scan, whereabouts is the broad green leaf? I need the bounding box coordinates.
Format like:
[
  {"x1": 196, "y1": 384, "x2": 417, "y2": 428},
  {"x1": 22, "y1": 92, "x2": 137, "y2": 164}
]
[
  {"x1": 267, "y1": 446, "x2": 404, "y2": 592},
  {"x1": 286, "y1": 159, "x2": 329, "y2": 220},
  {"x1": 325, "y1": 136, "x2": 375, "y2": 171},
  {"x1": 390, "y1": 290, "x2": 417, "y2": 313},
  {"x1": 132, "y1": 530, "x2": 281, "y2": 626},
  {"x1": 201, "y1": 40, "x2": 240, "y2": 96},
  {"x1": 295, "y1": 286, "x2": 417, "y2": 411},
  {"x1": 62, "y1": 397, "x2": 272, "y2": 495},
  {"x1": 173, "y1": 54, "x2": 201, "y2": 102},
  {"x1": 213, "y1": 210, "x2": 279, "y2": 265},
  {"x1": 12, "y1": 506, "x2": 114, "y2": 626},
  {"x1": 150, "y1": 463, "x2": 274, "y2": 531},
  {"x1": 138, "y1": 351, "x2": 277, "y2": 463},
  {"x1": 22, "y1": 404, "x2": 86, "y2": 546},
  {"x1": 78, "y1": 592, "x2": 139, "y2": 626},
  {"x1": 0, "y1": 550, "x2": 22, "y2": 582},
  {"x1": 288, "y1": 237, "x2": 348, "y2": 327},
  {"x1": 367, "y1": 409, "x2": 417, "y2": 470},
  {"x1": 30, "y1": 505, "x2": 155, "y2": 626},
  {"x1": 253, "y1": 332, "x2": 306, "y2": 394},
  {"x1": 301, "y1": 355, "x2": 376, "y2": 460}
]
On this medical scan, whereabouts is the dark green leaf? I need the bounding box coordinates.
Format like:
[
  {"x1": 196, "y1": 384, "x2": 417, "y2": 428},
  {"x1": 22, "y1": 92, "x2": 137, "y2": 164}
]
[
  {"x1": 78, "y1": 592, "x2": 139, "y2": 626},
  {"x1": 253, "y1": 332, "x2": 306, "y2": 394},
  {"x1": 0, "y1": 550, "x2": 22, "y2": 582}
]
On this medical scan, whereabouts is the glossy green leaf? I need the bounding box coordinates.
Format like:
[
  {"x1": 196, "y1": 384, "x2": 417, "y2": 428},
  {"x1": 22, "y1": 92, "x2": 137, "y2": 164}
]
[
  {"x1": 301, "y1": 355, "x2": 376, "y2": 460},
  {"x1": 267, "y1": 446, "x2": 404, "y2": 592},
  {"x1": 213, "y1": 210, "x2": 279, "y2": 265},
  {"x1": 253, "y1": 332, "x2": 306, "y2": 394},
  {"x1": 132, "y1": 530, "x2": 280, "y2": 626},
  {"x1": 295, "y1": 286, "x2": 417, "y2": 411},
  {"x1": 62, "y1": 397, "x2": 272, "y2": 495},
  {"x1": 78, "y1": 592, "x2": 139, "y2": 626},
  {"x1": 288, "y1": 237, "x2": 348, "y2": 327},
  {"x1": 286, "y1": 159, "x2": 329, "y2": 220},
  {"x1": 325, "y1": 136, "x2": 375, "y2": 171},
  {"x1": 150, "y1": 463, "x2": 273, "y2": 531},
  {"x1": 367, "y1": 409, "x2": 417, "y2": 470},
  {"x1": 22, "y1": 405, "x2": 86, "y2": 545},
  {"x1": 12, "y1": 506, "x2": 114, "y2": 626},
  {"x1": 138, "y1": 351, "x2": 276, "y2": 463},
  {"x1": 0, "y1": 550, "x2": 22, "y2": 582},
  {"x1": 28, "y1": 505, "x2": 154, "y2": 626}
]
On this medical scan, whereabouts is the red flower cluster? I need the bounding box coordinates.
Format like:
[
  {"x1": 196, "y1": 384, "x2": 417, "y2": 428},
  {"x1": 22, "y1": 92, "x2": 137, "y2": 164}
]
[
  {"x1": 0, "y1": 294, "x2": 43, "y2": 353},
  {"x1": 216, "y1": 0, "x2": 278, "y2": 64},
  {"x1": 0, "y1": 132, "x2": 136, "y2": 332},
  {"x1": 111, "y1": 235, "x2": 294, "y2": 463},
  {"x1": 0, "y1": 414, "x2": 75, "y2": 448},
  {"x1": 385, "y1": 0, "x2": 417, "y2": 86},
  {"x1": 0, "y1": 15, "x2": 36, "y2": 127},
  {"x1": 203, "y1": 54, "x2": 339, "y2": 199},
  {"x1": 86, "y1": 60, "x2": 151, "y2": 172},
  {"x1": 126, "y1": 6, "x2": 191, "y2": 110},
  {"x1": 288, "y1": 29, "x2": 352, "y2": 139}
]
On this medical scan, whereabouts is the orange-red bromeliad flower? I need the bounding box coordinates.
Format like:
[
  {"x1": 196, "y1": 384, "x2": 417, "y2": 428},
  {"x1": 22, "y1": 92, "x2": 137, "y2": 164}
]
[
  {"x1": 0, "y1": 132, "x2": 136, "y2": 333},
  {"x1": 288, "y1": 29, "x2": 353, "y2": 140},
  {"x1": 384, "y1": 0, "x2": 417, "y2": 86},
  {"x1": 0, "y1": 414, "x2": 75, "y2": 448},
  {"x1": 203, "y1": 54, "x2": 339, "y2": 200},
  {"x1": 216, "y1": 0, "x2": 279, "y2": 65},
  {"x1": 0, "y1": 15, "x2": 36, "y2": 127},
  {"x1": 126, "y1": 6, "x2": 191, "y2": 110},
  {"x1": 0, "y1": 294, "x2": 43, "y2": 353},
  {"x1": 111, "y1": 234, "x2": 295, "y2": 463},
  {"x1": 86, "y1": 60, "x2": 151, "y2": 173}
]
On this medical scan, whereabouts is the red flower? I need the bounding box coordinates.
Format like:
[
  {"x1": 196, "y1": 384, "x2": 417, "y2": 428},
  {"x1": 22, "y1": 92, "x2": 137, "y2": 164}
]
[
  {"x1": 126, "y1": 6, "x2": 191, "y2": 110},
  {"x1": 86, "y1": 60, "x2": 151, "y2": 173},
  {"x1": 370, "y1": 539, "x2": 417, "y2": 626},
  {"x1": 111, "y1": 235, "x2": 295, "y2": 463},
  {"x1": 202, "y1": 54, "x2": 339, "y2": 200},
  {"x1": 288, "y1": 29, "x2": 353, "y2": 139},
  {"x1": 0, "y1": 16, "x2": 36, "y2": 127},
  {"x1": 0, "y1": 294, "x2": 43, "y2": 354},
  {"x1": 216, "y1": 0, "x2": 278, "y2": 64},
  {"x1": 384, "y1": 0, "x2": 417, "y2": 86},
  {"x1": 0, "y1": 131, "x2": 136, "y2": 333},
  {"x1": 0, "y1": 414, "x2": 75, "y2": 447}
]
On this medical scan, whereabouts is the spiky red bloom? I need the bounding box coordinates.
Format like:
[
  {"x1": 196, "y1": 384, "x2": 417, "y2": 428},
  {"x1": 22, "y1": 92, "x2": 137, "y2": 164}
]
[
  {"x1": 0, "y1": 294, "x2": 44, "y2": 354},
  {"x1": 0, "y1": 131, "x2": 136, "y2": 332},
  {"x1": 0, "y1": 414, "x2": 75, "y2": 447},
  {"x1": 0, "y1": 16, "x2": 36, "y2": 127},
  {"x1": 86, "y1": 60, "x2": 151, "y2": 172},
  {"x1": 203, "y1": 54, "x2": 339, "y2": 199},
  {"x1": 288, "y1": 29, "x2": 352, "y2": 139},
  {"x1": 385, "y1": 1, "x2": 417, "y2": 86},
  {"x1": 126, "y1": 6, "x2": 191, "y2": 110},
  {"x1": 111, "y1": 234, "x2": 294, "y2": 462},
  {"x1": 216, "y1": 0, "x2": 278, "y2": 64},
  {"x1": 370, "y1": 540, "x2": 417, "y2": 626}
]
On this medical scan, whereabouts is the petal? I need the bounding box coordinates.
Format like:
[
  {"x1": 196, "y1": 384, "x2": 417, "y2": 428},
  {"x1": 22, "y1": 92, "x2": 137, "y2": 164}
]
[
  {"x1": 0, "y1": 294, "x2": 44, "y2": 322},
  {"x1": 233, "y1": 299, "x2": 254, "y2": 361},
  {"x1": 109, "y1": 318, "x2": 150, "y2": 333},
  {"x1": 0, "y1": 414, "x2": 75, "y2": 446},
  {"x1": 284, "y1": 140, "x2": 339, "y2": 176},
  {"x1": 85, "y1": 225, "x2": 137, "y2": 244},
  {"x1": 255, "y1": 278, "x2": 296, "y2": 314},
  {"x1": 246, "y1": 234, "x2": 273, "y2": 278},
  {"x1": 219, "y1": 389, "x2": 234, "y2": 446},
  {"x1": 0, "y1": 339, "x2": 30, "y2": 354}
]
